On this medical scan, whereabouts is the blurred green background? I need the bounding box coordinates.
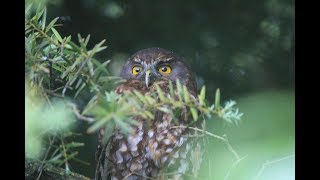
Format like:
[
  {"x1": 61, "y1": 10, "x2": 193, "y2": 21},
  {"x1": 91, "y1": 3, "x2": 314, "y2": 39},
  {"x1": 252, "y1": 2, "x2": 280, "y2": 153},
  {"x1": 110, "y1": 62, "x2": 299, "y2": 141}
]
[{"x1": 27, "y1": 0, "x2": 294, "y2": 179}]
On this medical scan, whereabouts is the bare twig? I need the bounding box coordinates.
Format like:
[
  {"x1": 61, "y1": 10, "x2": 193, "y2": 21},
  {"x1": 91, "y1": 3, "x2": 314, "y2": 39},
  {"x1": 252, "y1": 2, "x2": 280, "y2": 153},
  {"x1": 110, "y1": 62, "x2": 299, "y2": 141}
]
[
  {"x1": 223, "y1": 155, "x2": 248, "y2": 180},
  {"x1": 253, "y1": 154, "x2": 295, "y2": 180},
  {"x1": 36, "y1": 136, "x2": 56, "y2": 180},
  {"x1": 170, "y1": 126, "x2": 241, "y2": 161},
  {"x1": 223, "y1": 134, "x2": 241, "y2": 160},
  {"x1": 67, "y1": 102, "x2": 95, "y2": 123},
  {"x1": 60, "y1": 137, "x2": 70, "y2": 174}
]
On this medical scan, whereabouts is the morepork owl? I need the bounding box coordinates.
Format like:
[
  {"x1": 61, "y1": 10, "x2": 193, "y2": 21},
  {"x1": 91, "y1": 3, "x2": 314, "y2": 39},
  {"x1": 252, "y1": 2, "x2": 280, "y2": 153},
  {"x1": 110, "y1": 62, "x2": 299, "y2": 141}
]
[{"x1": 95, "y1": 47, "x2": 205, "y2": 180}]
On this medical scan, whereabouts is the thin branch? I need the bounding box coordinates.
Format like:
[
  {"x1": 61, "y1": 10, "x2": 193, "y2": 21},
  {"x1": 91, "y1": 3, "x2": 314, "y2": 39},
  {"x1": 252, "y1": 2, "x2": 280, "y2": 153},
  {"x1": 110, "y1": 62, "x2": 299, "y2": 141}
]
[
  {"x1": 170, "y1": 126, "x2": 241, "y2": 161},
  {"x1": 67, "y1": 102, "x2": 95, "y2": 123},
  {"x1": 253, "y1": 154, "x2": 295, "y2": 180},
  {"x1": 60, "y1": 137, "x2": 70, "y2": 174},
  {"x1": 27, "y1": 22, "x2": 60, "y2": 47},
  {"x1": 223, "y1": 155, "x2": 248, "y2": 180},
  {"x1": 36, "y1": 136, "x2": 57, "y2": 180},
  {"x1": 223, "y1": 134, "x2": 241, "y2": 160}
]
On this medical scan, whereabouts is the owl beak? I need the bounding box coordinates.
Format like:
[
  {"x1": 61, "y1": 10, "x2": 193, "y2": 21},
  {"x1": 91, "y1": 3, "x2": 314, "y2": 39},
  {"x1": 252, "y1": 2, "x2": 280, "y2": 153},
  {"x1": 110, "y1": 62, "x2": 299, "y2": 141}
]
[{"x1": 145, "y1": 70, "x2": 151, "y2": 87}]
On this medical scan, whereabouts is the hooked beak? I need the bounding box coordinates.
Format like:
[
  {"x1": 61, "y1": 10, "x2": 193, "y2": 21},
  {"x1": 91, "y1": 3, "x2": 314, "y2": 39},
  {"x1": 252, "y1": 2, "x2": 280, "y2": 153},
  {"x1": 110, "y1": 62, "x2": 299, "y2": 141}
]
[{"x1": 145, "y1": 70, "x2": 151, "y2": 87}]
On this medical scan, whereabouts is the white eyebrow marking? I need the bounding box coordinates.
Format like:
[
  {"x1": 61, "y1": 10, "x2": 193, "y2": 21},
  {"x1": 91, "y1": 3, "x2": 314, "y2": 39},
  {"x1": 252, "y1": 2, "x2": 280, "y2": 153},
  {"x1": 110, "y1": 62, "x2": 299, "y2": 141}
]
[
  {"x1": 133, "y1": 56, "x2": 141, "y2": 63},
  {"x1": 163, "y1": 57, "x2": 173, "y2": 62},
  {"x1": 156, "y1": 54, "x2": 173, "y2": 62}
]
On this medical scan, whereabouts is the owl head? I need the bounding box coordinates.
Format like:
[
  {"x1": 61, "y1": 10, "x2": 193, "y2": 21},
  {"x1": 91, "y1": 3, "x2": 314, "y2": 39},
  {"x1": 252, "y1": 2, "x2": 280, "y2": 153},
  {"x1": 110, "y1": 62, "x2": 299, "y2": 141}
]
[{"x1": 120, "y1": 47, "x2": 197, "y2": 94}]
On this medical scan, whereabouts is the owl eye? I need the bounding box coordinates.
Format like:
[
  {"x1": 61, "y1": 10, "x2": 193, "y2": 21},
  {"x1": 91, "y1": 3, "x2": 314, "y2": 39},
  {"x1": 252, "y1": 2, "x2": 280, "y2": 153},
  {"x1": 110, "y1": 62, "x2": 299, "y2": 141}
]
[
  {"x1": 158, "y1": 65, "x2": 172, "y2": 75},
  {"x1": 132, "y1": 66, "x2": 142, "y2": 75}
]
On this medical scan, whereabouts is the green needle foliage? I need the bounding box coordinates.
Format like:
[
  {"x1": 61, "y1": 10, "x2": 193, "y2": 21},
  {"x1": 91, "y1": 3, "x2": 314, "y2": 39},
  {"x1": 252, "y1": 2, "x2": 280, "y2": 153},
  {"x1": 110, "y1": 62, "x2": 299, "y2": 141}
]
[
  {"x1": 25, "y1": 3, "x2": 243, "y2": 178},
  {"x1": 84, "y1": 81, "x2": 243, "y2": 143}
]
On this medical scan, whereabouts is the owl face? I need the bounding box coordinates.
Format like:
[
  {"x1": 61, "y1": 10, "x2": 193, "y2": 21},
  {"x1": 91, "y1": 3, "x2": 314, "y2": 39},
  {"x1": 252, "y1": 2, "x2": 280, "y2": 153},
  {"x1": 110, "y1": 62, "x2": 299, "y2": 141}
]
[{"x1": 120, "y1": 47, "x2": 196, "y2": 92}]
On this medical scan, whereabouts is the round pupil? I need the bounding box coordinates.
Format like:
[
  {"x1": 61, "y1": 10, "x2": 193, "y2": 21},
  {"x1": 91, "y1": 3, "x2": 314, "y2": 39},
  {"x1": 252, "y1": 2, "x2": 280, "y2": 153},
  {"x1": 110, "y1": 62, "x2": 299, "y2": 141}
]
[
  {"x1": 135, "y1": 67, "x2": 140, "y2": 72},
  {"x1": 161, "y1": 67, "x2": 167, "y2": 72}
]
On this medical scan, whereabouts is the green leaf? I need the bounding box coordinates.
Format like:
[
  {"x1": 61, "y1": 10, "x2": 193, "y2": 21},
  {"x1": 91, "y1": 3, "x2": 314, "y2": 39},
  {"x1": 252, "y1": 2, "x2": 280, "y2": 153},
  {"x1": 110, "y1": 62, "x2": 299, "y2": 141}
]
[
  {"x1": 41, "y1": 7, "x2": 47, "y2": 30},
  {"x1": 158, "y1": 107, "x2": 172, "y2": 114},
  {"x1": 36, "y1": 6, "x2": 45, "y2": 21},
  {"x1": 176, "y1": 79, "x2": 183, "y2": 102},
  {"x1": 65, "y1": 142, "x2": 85, "y2": 148},
  {"x1": 133, "y1": 91, "x2": 148, "y2": 104},
  {"x1": 78, "y1": 34, "x2": 88, "y2": 54},
  {"x1": 51, "y1": 27, "x2": 63, "y2": 43},
  {"x1": 82, "y1": 95, "x2": 98, "y2": 115},
  {"x1": 87, "y1": 60, "x2": 94, "y2": 76},
  {"x1": 145, "y1": 96, "x2": 156, "y2": 105},
  {"x1": 199, "y1": 86, "x2": 206, "y2": 105},
  {"x1": 169, "y1": 80, "x2": 174, "y2": 98},
  {"x1": 87, "y1": 114, "x2": 112, "y2": 133},
  {"x1": 190, "y1": 108, "x2": 198, "y2": 121},
  {"x1": 75, "y1": 78, "x2": 83, "y2": 89},
  {"x1": 84, "y1": 34, "x2": 91, "y2": 47},
  {"x1": 92, "y1": 59, "x2": 110, "y2": 75},
  {"x1": 61, "y1": 58, "x2": 80, "y2": 79},
  {"x1": 144, "y1": 111, "x2": 154, "y2": 119},
  {"x1": 46, "y1": 17, "x2": 59, "y2": 33},
  {"x1": 115, "y1": 117, "x2": 132, "y2": 134},
  {"x1": 25, "y1": 3, "x2": 33, "y2": 17},
  {"x1": 87, "y1": 39, "x2": 107, "y2": 56},
  {"x1": 102, "y1": 121, "x2": 115, "y2": 144},
  {"x1": 155, "y1": 84, "x2": 166, "y2": 102},
  {"x1": 63, "y1": 151, "x2": 79, "y2": 162},
  {"x1": 52, "y1": 63, "x2": 65, "y2": 73},
  {"x1": 183, "y1": 85, "x2": 190, "y2": 103},
  {"x1": 215, "y1": 88, "x2": 221, "y2": 110},
  {"x1": 74, "y1": 83, "x2": 86, "y2": 98},
  {"x1": 66, "y1": 35, "x2": 72, "y2": 43},
  {"x1": 67, "y1": 41, "x2": 82, "y2": 52}
]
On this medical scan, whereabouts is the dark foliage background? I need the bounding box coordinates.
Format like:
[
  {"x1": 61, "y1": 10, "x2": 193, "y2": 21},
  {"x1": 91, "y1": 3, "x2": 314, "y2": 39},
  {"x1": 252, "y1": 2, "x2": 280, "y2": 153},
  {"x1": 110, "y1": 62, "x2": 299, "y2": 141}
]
[{"x1": 27, "y1": 0, "x2": 294, "y2": 179}]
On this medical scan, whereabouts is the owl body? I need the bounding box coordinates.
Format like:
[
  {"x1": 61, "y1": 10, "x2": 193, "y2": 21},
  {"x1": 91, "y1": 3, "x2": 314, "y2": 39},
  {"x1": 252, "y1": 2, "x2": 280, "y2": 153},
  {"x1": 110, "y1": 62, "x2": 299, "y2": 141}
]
[{"x1": 96, "y1": 48, "x2": 204, "y2": 180}]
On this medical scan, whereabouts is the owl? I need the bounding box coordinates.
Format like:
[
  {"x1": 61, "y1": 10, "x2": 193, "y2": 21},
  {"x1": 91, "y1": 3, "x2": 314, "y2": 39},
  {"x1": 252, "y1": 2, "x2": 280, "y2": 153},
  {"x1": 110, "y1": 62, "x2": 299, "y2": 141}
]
[{"x1": 95, "y1": 47, "x2": 205, "y2": 180}]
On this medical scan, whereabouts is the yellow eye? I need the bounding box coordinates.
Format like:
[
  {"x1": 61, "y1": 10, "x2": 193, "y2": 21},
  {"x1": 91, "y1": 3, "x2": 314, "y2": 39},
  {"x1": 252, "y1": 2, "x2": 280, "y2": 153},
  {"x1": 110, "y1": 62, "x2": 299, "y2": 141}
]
[
  {"x1": 132, "y1": 66, "x2": 142, "y2": 75},
  {"x1": 158, "y1": 65, "x2": 172, "y2": 74}
]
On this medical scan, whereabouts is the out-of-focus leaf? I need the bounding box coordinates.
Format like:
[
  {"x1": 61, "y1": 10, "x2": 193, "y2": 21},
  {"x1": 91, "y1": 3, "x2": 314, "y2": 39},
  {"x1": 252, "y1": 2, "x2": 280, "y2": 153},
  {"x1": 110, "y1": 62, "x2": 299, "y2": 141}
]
[
  {"x1": 176, "y1": 79, "x2": 183, "y2": 102},
  {"x1": 114, "y1": 117, "x2": 132, "y2": 134},
  {"x1": 183, "y1": 85, "x2": 190, "y2": 103},
  {"x1": 102, "y1": 121, "x2": 115, "y2": 144},
  {"x1": 25, "y1": 3, "x2": 33, "y2": 17},
  {"x1": 82, "y1": 95, "x2": 98, "y2": 115},
  {"x1": 134, "y1": 91, "x2": 148, "y2": 104},
  {"x1": 158, "y1": 107, "x2": 172, "y2": 114},
  {"x1": 65, "y1": 142, "x2": 85, "y2": 148},
  {"x1": 145, "y1": 96, "x2": 156, "y2": 105},
  {"x1": 169, "y1": 80, "x2": 174, "y2": 98},
  {"x1": 74, "y1": 83, "x2": 86, "y2": 98},
  {"x1": 87, "y1": 114, "x2": 112, "y2": 133},
  {"x1": 155, "y1": 84, "x2": 166, "y2": 102},
  {"x1": 190, "y1": 107, "x2": 198, "y2": 121},
  {"x1": 215, "y1": 88, "x2": 220, "y2": 110},
  {"x1": 199, "y1": 86, "x2": 206, "y2": 105}
]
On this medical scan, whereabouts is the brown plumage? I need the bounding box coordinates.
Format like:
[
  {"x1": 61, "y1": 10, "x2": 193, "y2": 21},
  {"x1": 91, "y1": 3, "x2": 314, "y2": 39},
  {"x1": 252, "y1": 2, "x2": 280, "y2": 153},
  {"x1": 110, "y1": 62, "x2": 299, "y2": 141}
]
[{"x1": 95, "y1": 48, "x2": 204, "y2": 180}]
